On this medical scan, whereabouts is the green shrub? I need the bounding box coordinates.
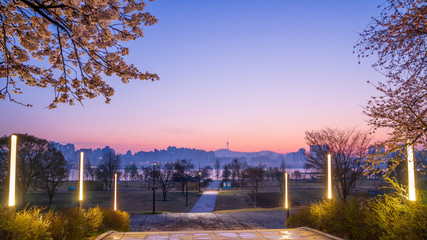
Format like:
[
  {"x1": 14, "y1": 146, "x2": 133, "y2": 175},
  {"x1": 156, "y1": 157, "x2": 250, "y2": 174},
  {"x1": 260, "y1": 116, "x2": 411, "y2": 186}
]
[
  {"x1": 0, "y1": 205, "x2": 130, "y2": 240},
  {"x1": 0, "y1": 206, "x2": 51, "y2": 240},
  {"x1": 100, "y1": 208, "x2": 130, "y2": 232},
  {"x1": 372, "y1": 194, "x2": 427, "y2": 240},
  {"x1": 46, "y1": 207, "x2": 104, "y2": 240},
  {"x1": 84, "y1": 207, "x2": 104, "y2": 234},
  {"x1": 287, "y1": 184, "x2": 427, "y2": 240}
]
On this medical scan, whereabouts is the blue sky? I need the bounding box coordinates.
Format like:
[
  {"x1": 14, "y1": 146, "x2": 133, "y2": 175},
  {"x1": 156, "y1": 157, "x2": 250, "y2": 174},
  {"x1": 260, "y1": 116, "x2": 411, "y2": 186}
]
[{"x1": 0, "y1": 0, "x2": 389, "y2": 153}]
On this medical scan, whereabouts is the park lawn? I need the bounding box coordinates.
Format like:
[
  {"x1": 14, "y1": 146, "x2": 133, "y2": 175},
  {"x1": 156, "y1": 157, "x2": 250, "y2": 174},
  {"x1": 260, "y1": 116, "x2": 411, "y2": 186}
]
[
  {"x1": 215, "y1": 187, "x2": 325, "y2": 211},
  {"x1": 215, "y1": 179, "x2": 381, "y2": 211},
  {"x1": 4, "y1": 189, "x2": 202, "y2": 214}
]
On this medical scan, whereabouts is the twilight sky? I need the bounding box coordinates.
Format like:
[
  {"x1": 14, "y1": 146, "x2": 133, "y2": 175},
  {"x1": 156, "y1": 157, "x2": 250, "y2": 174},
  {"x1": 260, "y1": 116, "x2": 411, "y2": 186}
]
[{"x1": 0, "y1": 0, "x2": 390, "y2": 154}]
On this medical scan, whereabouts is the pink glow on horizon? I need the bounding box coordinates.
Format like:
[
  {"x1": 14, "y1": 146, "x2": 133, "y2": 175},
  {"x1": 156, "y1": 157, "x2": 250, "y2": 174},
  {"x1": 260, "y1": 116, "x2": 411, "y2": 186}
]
[{"x1": 0, "y1": 1, "x2": 390, "y2": 154}]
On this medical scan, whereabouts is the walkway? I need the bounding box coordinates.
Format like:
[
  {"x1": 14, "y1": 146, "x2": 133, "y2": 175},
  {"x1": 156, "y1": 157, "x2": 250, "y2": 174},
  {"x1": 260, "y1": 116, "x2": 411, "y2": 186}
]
[
  {"x1": 97, "y1": 227, "x2": 345, "y2": 240},
  {"x1": 190, "y1": 180, "x2": 221, "y2": 213},
  {"x1": 130, "y1": 211, "x2": 286, "y2": 231}
]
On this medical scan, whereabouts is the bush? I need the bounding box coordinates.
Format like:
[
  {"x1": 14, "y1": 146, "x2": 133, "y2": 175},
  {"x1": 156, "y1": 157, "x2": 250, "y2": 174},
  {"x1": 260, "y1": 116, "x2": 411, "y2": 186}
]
[
  {"x1": 100, "y1": 208, "x2": 130, "y2": 232},
  {"x1": 0, "y1": 206, "x2": 51, "y2": 240},
  {"x1": 287, "y1": 190, "x2": 427, "y2": 240},
  {"x1": 0, "y1": 205, "x2": 130, "y2": 240}
]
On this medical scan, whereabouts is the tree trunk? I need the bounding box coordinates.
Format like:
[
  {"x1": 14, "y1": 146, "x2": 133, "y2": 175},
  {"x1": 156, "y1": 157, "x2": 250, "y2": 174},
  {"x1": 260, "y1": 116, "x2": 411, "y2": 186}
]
[
  {"x1": 163, "y1": 190, "x2": 167, "y2": 201},
  {"x1": 254, "y1": 188, "x2": 257, "y2": 208},
  {"x1": 48, "y1": 190, "x2": 53, "y2": 205}
]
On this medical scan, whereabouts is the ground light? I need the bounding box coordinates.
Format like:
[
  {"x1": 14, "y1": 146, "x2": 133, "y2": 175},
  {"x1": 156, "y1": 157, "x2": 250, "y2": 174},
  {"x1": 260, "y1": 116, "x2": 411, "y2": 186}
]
[
  {"x1": 114, "y1": 173, "x2": 118, "y2": 211},
  {"x1": 284, "y1": 172, "x2": 289, "y2": 219},
  {"x1": 327, "y1": 154, "x2": 332, "y2": 200},
  {"x1": 79, "y1": 152, "x2": 84, "y2": 208},
  {"x1": 8, "y1": 135, "x2": 17, "y2": 207},
  {"x1": 407, "y1": 142, "x2": 416, "y2": 201}
]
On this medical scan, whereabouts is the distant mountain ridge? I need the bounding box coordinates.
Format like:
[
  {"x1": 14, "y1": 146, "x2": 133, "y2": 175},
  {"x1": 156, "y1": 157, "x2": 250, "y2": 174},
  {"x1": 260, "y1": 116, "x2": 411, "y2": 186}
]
[{"x1": 214, "y1": 149, "x2": 285, "y2": 158}]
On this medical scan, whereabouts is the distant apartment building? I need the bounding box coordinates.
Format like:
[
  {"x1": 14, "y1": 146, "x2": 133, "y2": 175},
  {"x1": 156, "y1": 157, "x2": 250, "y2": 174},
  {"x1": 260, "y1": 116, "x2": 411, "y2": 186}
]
[
  {"x1": 283, "y1": 148, "x2": 306, "y2": 168},
  {"x1": 52, "y1": 142, "x2": 115, "y2": 168}
]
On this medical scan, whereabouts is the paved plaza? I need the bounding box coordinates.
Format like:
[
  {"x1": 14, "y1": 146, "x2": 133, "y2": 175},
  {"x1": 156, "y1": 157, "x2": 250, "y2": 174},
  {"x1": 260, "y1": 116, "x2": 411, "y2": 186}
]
[
  {"x1": 130, "y1": 211, "x2": 286, "y2": 231},
  {"x1": 98, "y1": 181, "x2": 345, "y2": 240},
  {"x1": 98, "y1": 228, "x2": 344, "y2": 240}
]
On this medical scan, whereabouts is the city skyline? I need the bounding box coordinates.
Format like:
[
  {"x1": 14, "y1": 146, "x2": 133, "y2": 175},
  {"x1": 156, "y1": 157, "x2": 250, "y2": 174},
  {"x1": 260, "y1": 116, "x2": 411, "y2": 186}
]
[{"x1": 0, "y1": 0, "x2": 389, "y2": 154}]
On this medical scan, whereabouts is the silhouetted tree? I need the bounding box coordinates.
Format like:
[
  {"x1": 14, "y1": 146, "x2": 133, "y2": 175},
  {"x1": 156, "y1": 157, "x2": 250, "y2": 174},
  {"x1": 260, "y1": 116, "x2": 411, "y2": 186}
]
[
  {"x1": 273, "y1": 167, "x2": 286, "y2": 192},
  {"x1": 85, "y1": 160, "x2": 95, "y2": 181},
  {"x1": 173, "y1": 159, "x2": 194, "y2": 195},
  {"x1": 293, "y1": 170, "x2": 302, "y2": 186},
  {"x1": 125, "y1": 163, "x2": 139, "y2": 181},
  {"x1": 0, "y1": 134, "x2": 48, "y2": 205},
  {"x1": 40, "y1": 145, "x2": 69, "y2": 204},
  {"x1": 158, "y1": 162, "x2": 176, "y2": 201},
  {"x1": 0, "y1": 134, "x2": 70, "y2": 205},
  {"x1": 141, "y1": 166, "x2": 152, "y2": 189},
  {"x1": 95, "y1": 153, "x2": 120, "y2": 191},
  {"x1": 201, "y1": 165, "x2": 212, "y2": 179},
  {"x1": 230, "y1": 159, "x2": 241, "y2": 186},
  {"x1": 215, "y1": 159, "x2": 220, "y2": 180},
  {"x1": 305, "y1": 128, "x2": 371, "y2": 201},
  {"x1": 265, "y1": 167, "x2": 275, "y2": 181},
  {"x1": 242, "y1": 166, "x2": 265, "y2": 208},
  {"x1": 222, "y1": 164, "x2": 231, "y2": 181}
]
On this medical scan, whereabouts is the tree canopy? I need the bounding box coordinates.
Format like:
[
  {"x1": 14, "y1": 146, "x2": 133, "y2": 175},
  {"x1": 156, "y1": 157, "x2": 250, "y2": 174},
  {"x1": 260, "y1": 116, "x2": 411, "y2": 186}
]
[
  {"x1": 0, "y1": 134, "x2": 68, "y2": 205},
  {"x1": 305, "y1": 128, "x2": 372, "y2": 201},
  {"x1": 0, "y1": 0, "x2": 158, "y2": 108},
  {"x1": 355, "y1": 0, "x2": 426, "y2": 80},
  {"x1": 356, "y1": 0, "x2": 426, "y2": 159}
]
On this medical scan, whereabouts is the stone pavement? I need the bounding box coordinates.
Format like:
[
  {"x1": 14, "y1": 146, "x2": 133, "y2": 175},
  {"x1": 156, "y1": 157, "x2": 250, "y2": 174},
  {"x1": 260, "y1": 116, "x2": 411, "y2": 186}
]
[
  {"x1": 130, "y1": 211, "x2": 286, "y2": 231},
  {"x1": 190, "y1": 181, "x2": 221, "y2": 213},
  {"x1": 97, "y1": 227, "x2": 345, "y2": 240}
]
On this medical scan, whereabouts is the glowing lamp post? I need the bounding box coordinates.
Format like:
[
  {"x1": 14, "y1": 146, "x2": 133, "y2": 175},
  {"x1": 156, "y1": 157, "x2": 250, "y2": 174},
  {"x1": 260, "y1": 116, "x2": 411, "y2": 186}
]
[
  {"x1": 407, "y1": 142, "x2": 416, "y2": 201},
  {"x1": 284, "y1": 172, "x2": 289, "y2": 219},
  {"x1": 78, "y1": 152, "x2": 84, "y2": 208},
  {"x1": 327, "y1": 154, "x2": 332, "y2": 200},
  {"x1": 114, "y1": 173, "x2": 118, "y2": 211},
  {"x1": 9, "y1": 135, "x2": 17, "y2": 207},
  {"x1": 198, "y1": 171, "x2": 201, "y2": 192},
  {"x1": 152, "y1": 162, "x2": 157, "y2": 214}
]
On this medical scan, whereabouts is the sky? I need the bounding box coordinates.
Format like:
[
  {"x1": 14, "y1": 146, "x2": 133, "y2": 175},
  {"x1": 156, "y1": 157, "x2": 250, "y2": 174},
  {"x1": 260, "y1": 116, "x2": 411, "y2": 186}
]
[{"x1": 0, "y1": 0, "x2": 390, "y2": 154}]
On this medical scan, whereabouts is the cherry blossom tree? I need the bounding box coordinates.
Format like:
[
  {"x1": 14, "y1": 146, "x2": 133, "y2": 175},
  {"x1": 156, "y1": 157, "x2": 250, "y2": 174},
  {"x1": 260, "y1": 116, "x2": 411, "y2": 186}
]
[
  {"x1": 355, "y1": 0, "x2": 426, "y2": 80},
  {"x1": 0, "y1": 0, "x2": 158, "y2": 108},
  {"x1": 355, "y1": 0, "x2": 426, "y2": 172}
]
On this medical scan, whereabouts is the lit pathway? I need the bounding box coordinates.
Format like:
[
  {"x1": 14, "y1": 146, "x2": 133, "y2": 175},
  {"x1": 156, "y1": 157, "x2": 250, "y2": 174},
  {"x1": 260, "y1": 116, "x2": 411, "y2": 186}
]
[
  {"x1": 189, "y1": 180, "x2": 221, "y2": 213},
  {"x1": 97, "y1": 227, "x2": 345, "y2": 240}
]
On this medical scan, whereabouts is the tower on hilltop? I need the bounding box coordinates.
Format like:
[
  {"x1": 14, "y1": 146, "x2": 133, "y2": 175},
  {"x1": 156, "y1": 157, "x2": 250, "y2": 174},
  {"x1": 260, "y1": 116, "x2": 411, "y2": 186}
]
[{"x1": 226, "y1": 139, "x2": 229, "y2": 151}]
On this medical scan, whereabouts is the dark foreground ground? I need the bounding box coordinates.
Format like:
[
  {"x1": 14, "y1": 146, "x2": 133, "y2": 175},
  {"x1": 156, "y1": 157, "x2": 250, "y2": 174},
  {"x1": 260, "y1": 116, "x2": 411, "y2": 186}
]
[{"x1": 130, "y1": 210, "x2": 286, "y2": 231}]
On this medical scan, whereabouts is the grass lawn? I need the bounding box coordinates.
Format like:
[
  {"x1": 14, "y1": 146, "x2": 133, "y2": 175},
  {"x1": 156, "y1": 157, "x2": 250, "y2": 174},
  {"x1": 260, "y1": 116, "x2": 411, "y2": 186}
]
[
  {"x1": 0, "y1": 179, "x2": 389, "y2": 214},
  {"x1": 0, "y1": 182, "x2": 203, "y2": 214},
  {"x1": 215, "y1": 179, "x2": 381, "y2": 212}
]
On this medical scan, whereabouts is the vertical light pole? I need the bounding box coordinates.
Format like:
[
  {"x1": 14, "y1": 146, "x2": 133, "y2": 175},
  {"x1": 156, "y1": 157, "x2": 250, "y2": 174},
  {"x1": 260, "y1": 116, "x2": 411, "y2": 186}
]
[
  {"x1": 284, "y1": 172, "x2": 289, "y2": 219},
  {"x1": 198, "y1": 171, "x2": 201, "y2": 192},
  {"x1": 114, "y1": 173, "x2": 118, "y2": 211},
  {"x1": 9, "y1": 135, "x2": 17, "y2": 207},
  {"x1": 185, "y1": 178, "x2": 188, "y2": 206},
  {"x1": 78, "y1": 151, "x2": 84, "y2": 208},
  {"x1": 407, "y1": 142, "x2": 416, "y2": 201},
  {"x1": 327, "y1": 153, "x2": 332, "y2": 200},
  {"x1": 152, "y1": 162, "x2": 157, "y2": 214}
]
